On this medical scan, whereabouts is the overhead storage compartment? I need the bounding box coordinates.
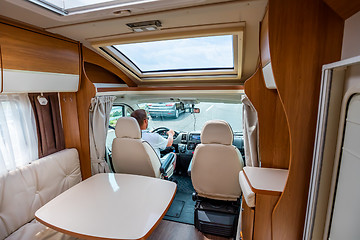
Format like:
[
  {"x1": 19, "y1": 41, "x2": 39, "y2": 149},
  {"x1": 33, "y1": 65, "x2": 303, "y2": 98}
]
[{"x1": 0, "y1": 22, "x2": 80, "y2": 93}]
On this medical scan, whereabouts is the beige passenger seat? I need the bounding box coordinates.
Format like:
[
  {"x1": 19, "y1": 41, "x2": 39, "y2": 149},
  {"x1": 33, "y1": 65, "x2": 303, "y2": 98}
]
[
  {"x1": 191, "y1": 120, "x2": 244, "y2": 201},
  {"x1": 112, "y1": 117, "x2": 176, "y2": 179}
]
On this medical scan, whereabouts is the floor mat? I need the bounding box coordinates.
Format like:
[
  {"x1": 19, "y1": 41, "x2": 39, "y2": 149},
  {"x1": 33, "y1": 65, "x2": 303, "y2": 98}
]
[
  {"x1": 165, "y1": 200, "x2": 185, "y2": 217},
  {"x1": 164, "y1": 174, "x2": 196, "y2": 225}
]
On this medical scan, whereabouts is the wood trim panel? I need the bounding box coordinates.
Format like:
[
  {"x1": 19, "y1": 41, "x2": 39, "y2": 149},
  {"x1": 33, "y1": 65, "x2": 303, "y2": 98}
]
[
  {"x1": 75, "y1": 59, "x2": 96, "y2": 180},
  {"x1": 323, "y1": 0, "x2": 360, "y2": 19},
  {"x1": 59, "y1": 92, "x2": 82, "y2": 155},
  {"x1": 260, "y1": 10, "x2": 270, "y2": 67},
  {"x1": 97, "y1": 85, "x2": 244, "y2": 92},
  {"x1": 82, "y1": 46, "x2": 136, "y2": 87},
  {"x1": 267, "y1": 1, "x2": 344, "y2": 239},
  {"x1": 244, "y1": 68, "x2": 290, "y2": 169},
  {"x1": 84, "y1": 62, "x2": 125, "y2": 84},
  {"x1": 0, "y1": 23, "x2": 80, "y2": 75},
  {"x1": 253, "y1": 194, "x2": 279, "y2": 240},
  {"x1": 241, "y1": 200, "x2": 255, "y2": 240}
]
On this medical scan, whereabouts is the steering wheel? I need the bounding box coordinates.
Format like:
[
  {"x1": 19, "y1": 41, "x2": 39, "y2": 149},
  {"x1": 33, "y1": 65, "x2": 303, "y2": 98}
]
[{"x1": 151, "y1": 127, "x2": 178, "y2": 139}]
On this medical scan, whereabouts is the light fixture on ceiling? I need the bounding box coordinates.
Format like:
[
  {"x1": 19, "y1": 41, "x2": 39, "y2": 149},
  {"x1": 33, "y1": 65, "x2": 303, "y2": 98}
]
[{"x1": 126, "y1": 20, "x2": 162, "y2": 32}]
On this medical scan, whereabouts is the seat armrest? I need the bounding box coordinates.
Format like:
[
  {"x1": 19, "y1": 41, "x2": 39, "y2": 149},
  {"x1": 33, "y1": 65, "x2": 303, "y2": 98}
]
[
  {"x1": 160, "y1": 152, "x2": 176, "y2": 178},
  {"x1": 187, "y1": 159, "x2": 192, "y2": 176}
]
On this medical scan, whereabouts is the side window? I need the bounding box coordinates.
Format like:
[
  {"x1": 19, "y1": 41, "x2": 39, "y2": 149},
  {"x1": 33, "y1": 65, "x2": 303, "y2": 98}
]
[
  {"x1": 106, "y1": 104, "x2": 134, "y2": 156},
  {"x1": 0, "y1": 94, "x2": 38, "y2": 175},
  {"x1": 109, "y1": 105, "x2": 124, "y2": 128},
  {"x1": 125, "y1": 106, "x2": 133, "y2": 117}
]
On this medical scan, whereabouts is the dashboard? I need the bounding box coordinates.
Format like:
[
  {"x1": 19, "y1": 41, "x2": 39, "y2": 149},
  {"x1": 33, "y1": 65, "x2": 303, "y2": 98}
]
[
  {"x1": 174, "y1": 132, "x2": 244, "y2": 157},
  {"x1": 153, "y1": 128, "x2": 245, "y2": 173},
  {"x1": 152, "y1": 127, "x2": 244, "y2": 160}
]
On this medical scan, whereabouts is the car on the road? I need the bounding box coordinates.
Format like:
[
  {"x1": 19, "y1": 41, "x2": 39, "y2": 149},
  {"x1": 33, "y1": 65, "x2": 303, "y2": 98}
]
[{"x1": 147, "y1": 102, "x2": 185, "y2": 119}]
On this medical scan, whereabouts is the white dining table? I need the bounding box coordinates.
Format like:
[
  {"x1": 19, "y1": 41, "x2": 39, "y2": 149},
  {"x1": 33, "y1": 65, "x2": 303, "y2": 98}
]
[{"x1": 35, "y1": 173, "x2": 177, "y2": 240}]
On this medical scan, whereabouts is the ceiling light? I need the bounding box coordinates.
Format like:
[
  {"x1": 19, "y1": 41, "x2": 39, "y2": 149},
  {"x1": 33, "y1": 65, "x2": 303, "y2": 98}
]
[{"x1": 126, "y1": 20, "x2": 162, "y2": 32}]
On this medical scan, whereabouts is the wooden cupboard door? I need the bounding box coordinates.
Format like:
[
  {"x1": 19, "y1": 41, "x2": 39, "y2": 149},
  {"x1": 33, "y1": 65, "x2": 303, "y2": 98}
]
[
  {"x1": 241, "y1": 200, "x2": 254, "y2": 240},
  {"x1": 0, "y1": 23, "x2": 80, "y2": 75}
]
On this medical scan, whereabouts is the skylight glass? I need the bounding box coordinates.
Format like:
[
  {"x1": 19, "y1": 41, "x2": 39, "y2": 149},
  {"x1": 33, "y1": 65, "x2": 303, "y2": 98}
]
[
  {"x1": 27, "y1": 0, "x2": 159, "y2": 14},
  {"x1": 112, "y1": 35, "x2": 234, "y2": 72}
]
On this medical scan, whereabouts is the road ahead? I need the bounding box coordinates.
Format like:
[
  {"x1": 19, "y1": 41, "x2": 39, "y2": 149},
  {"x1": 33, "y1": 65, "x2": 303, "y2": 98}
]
[{"x1": 147, "y1": 102, "x2": 243, "y2": 132}]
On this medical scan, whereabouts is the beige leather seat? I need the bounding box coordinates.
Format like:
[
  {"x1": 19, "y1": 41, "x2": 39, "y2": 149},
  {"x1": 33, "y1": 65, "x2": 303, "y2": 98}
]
[
  {"x1": 191, "y1": 120, "x2": 244, "y2": 201},
  {"x1": 112, "y1": 117, "x2": 175, "y2": 178}
]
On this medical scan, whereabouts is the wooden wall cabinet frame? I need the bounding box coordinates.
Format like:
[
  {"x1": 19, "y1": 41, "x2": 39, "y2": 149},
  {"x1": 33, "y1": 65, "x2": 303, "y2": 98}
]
[
  {"x1": 0, "y1": 21, "x2": 81, "y2": 93},
  {"x1": 240, "y1": 167, "x2": 288, "y2": 240},
  {"x1": 267, "y1": 0, "x2": 344, "y2": 239}
]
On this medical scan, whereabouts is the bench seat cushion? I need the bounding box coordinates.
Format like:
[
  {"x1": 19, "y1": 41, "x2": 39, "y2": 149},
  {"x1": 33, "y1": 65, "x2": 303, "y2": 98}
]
[
  {"x1": 0, "y1": 148, "x2": 81, "y2": 239},
  {"x1": 6, "y1": 219, "x2": 78, "y2": 240}
]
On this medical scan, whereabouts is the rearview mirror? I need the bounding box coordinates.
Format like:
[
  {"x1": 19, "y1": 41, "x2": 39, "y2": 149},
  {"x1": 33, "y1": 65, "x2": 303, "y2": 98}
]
[{"x1": 192, "y1": 108, "x2": 200, "y2": 113}]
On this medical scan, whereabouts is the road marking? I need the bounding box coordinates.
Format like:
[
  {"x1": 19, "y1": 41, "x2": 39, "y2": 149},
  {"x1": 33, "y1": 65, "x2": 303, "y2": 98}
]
[{"x1": 206, "y1": 105, "x2": 214, "y2": 112}]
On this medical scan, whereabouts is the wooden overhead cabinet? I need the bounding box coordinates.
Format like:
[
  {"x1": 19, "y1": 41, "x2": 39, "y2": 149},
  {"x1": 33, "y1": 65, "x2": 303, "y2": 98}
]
[{"x1": 0, "y1": 22, "x2": 80, "y2": 93}]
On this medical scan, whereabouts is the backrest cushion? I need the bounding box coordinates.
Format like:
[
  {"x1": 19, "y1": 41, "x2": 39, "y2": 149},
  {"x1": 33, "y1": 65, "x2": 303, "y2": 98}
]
[
  {"x1": 191, "y1": 144, "x2": 243, "y2": 201},
  {"x1": 0, "y1": 148, "x2": 81, "y2": 239},
  {"x1": 201, "y1": 120, "x2": 233, "y2": 145},
  {"x1": 112, "y1": 138, "x2": 158, "y2": 177},
  {"x1": 115, "y1": 117, "x2": 141, "y2": 139}
]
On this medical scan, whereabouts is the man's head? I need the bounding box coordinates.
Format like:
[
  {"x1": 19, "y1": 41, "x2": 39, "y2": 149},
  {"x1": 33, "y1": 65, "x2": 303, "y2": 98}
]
[{"x1": 130, "y1": 109, "x2": 148, "y2": 130}]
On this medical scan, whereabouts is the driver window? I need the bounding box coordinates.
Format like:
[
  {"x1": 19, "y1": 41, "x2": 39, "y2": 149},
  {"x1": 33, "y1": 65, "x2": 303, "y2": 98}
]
[
  {"x1": 106, "y1": 104, "x2": 135, "y2": 163},
  {"x1": 109, "y1": 105, "x2": 124, "y2": 128}
]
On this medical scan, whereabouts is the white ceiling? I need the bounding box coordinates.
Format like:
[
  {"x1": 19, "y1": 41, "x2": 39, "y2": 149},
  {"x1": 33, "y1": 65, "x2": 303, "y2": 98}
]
[{"x1": 0, "y1": 0, "x2": 267, "y2": 85}]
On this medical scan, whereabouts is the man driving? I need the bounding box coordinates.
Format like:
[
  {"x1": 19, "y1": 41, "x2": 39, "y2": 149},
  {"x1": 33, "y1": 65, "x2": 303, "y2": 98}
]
[{"x1": 131, "y1": 109, "x2": 175, "y2": 157}]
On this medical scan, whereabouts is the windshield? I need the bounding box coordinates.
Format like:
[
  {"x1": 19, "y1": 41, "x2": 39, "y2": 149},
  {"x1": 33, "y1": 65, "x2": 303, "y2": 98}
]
[{"x1": 139, "y1": 102, "x2": 243, "y2": 133}]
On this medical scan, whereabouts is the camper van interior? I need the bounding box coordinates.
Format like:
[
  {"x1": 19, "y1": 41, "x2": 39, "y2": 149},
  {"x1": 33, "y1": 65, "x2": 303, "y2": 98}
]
[{"x1": 0, "y1": 0, "x2": 360, "y2": 239}]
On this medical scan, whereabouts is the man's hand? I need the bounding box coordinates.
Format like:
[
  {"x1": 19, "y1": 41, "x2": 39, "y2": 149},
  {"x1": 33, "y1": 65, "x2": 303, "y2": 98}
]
[
  {"x1": 166, "y1": 129, "x2": 175, "y2": 147},
  {"x1": 167, "y1": 129, "x2": 175, "y2": 136}
]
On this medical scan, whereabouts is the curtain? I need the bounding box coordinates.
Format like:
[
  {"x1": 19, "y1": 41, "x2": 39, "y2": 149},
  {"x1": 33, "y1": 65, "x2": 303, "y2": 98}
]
[
  {"x1": 89, "y1": 96, "x2": 116, "y2": 175},
  {"x1": 241, "y1": 94, "x2": 260, "y2": 167},
  {"x1": 28, "y1": 93, "x2": 65, "y2": 158},
  {"x1": 0, "y1": 94, "x2": 38, "y2": 176}
]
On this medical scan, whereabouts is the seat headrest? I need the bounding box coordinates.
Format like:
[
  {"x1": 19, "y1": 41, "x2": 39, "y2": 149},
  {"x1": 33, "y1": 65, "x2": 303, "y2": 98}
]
[
  {"x1": 115, "y1": 117, "x2": 141, "y2": 139},
  {"x1": 201, "y1": 120, "x2": 233, "y2": 145}
]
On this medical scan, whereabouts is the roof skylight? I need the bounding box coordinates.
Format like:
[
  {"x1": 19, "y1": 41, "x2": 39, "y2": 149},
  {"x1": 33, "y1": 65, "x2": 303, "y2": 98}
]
[
  {"x1": 26, "y1": 0, "x2": 160, "y2": 15},
  {"x1": 113, "y1": 35, "x2": 234, "y2": 72},
  {"x1": 95, "y1": 25, "x2": 244, "y2": 82}
]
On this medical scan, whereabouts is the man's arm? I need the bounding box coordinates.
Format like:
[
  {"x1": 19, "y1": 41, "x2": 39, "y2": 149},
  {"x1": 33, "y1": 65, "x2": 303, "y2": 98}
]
[{"x1": 166, "y1": 129, "x2": 175, "y2": 147}]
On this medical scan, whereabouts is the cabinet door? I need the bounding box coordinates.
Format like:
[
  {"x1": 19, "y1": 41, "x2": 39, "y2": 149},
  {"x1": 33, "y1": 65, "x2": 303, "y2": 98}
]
[{"x1": 241, "y1": 200, "x2": 254, "y2": 240}]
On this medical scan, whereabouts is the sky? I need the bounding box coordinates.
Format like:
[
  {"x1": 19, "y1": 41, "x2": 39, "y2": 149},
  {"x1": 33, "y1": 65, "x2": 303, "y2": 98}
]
[{"x1": 114, "y1": 35, "x2": 234, "y2": 72}]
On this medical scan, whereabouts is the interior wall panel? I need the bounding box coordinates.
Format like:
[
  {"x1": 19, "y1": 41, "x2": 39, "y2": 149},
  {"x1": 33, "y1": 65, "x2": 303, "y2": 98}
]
[
  {"x1": 244, "y1": 69, "x2": 290, "y2": 169},
  {"x1": 75, "y1": 59, "x2": 96, "y2": 179},
  {"x1": 82, "y1": 46, "x2": 136, "y2": 87},
  {"x1": 267, "y1": 0, "x2": 344, "y2": 239}
]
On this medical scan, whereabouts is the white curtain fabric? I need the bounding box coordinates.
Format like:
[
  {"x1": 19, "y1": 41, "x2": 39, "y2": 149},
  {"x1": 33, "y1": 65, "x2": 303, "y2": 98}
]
[
  {"x1": 89, "y1": 95, "x2": 116, "y2": 175},
  {"x1": 241, "y1": 94, "x2": 260, "y2": 167},
  {"x1": 0, "y1": 94, "x2": 38, "y2": 176}
]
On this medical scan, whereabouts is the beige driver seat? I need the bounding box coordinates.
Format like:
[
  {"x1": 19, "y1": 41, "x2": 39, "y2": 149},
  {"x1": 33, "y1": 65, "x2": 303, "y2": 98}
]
[
  {"x1": 112, "y1": 117, "x2": 164, "y2": 178},
  {"x1": 191, "y1": 120, "x2": 244, "y2": 201}
]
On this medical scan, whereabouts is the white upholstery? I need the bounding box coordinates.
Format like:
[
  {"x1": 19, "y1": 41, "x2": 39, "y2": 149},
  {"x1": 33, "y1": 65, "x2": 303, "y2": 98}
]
[
  {"x1": 191, "y1": 120, "x2": 243, "y2": 201},
  {"x1": 239, "y1": 171, "x2": 255, "y2": 208},
  {"x1": 0, "y1": 148, "x2": 81, "y2": 240},
  {"x1": 115, "y1": 117, "x2": 141, "y2": 139},
  {"x1": 6, "y1": 219, "x2": 77, "y2": 240},
  {"x1": 112, "y1": 117, "x2": 161, "y2": 178},
  {"x1": 201, "y1": 120, "x2": 233, "y2": 145}
]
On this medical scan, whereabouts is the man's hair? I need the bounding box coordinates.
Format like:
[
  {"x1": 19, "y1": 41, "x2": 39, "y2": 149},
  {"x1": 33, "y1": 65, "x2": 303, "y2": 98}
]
[{"x1": 131, "y1": 109, "x2": 147, "y2": 127}]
